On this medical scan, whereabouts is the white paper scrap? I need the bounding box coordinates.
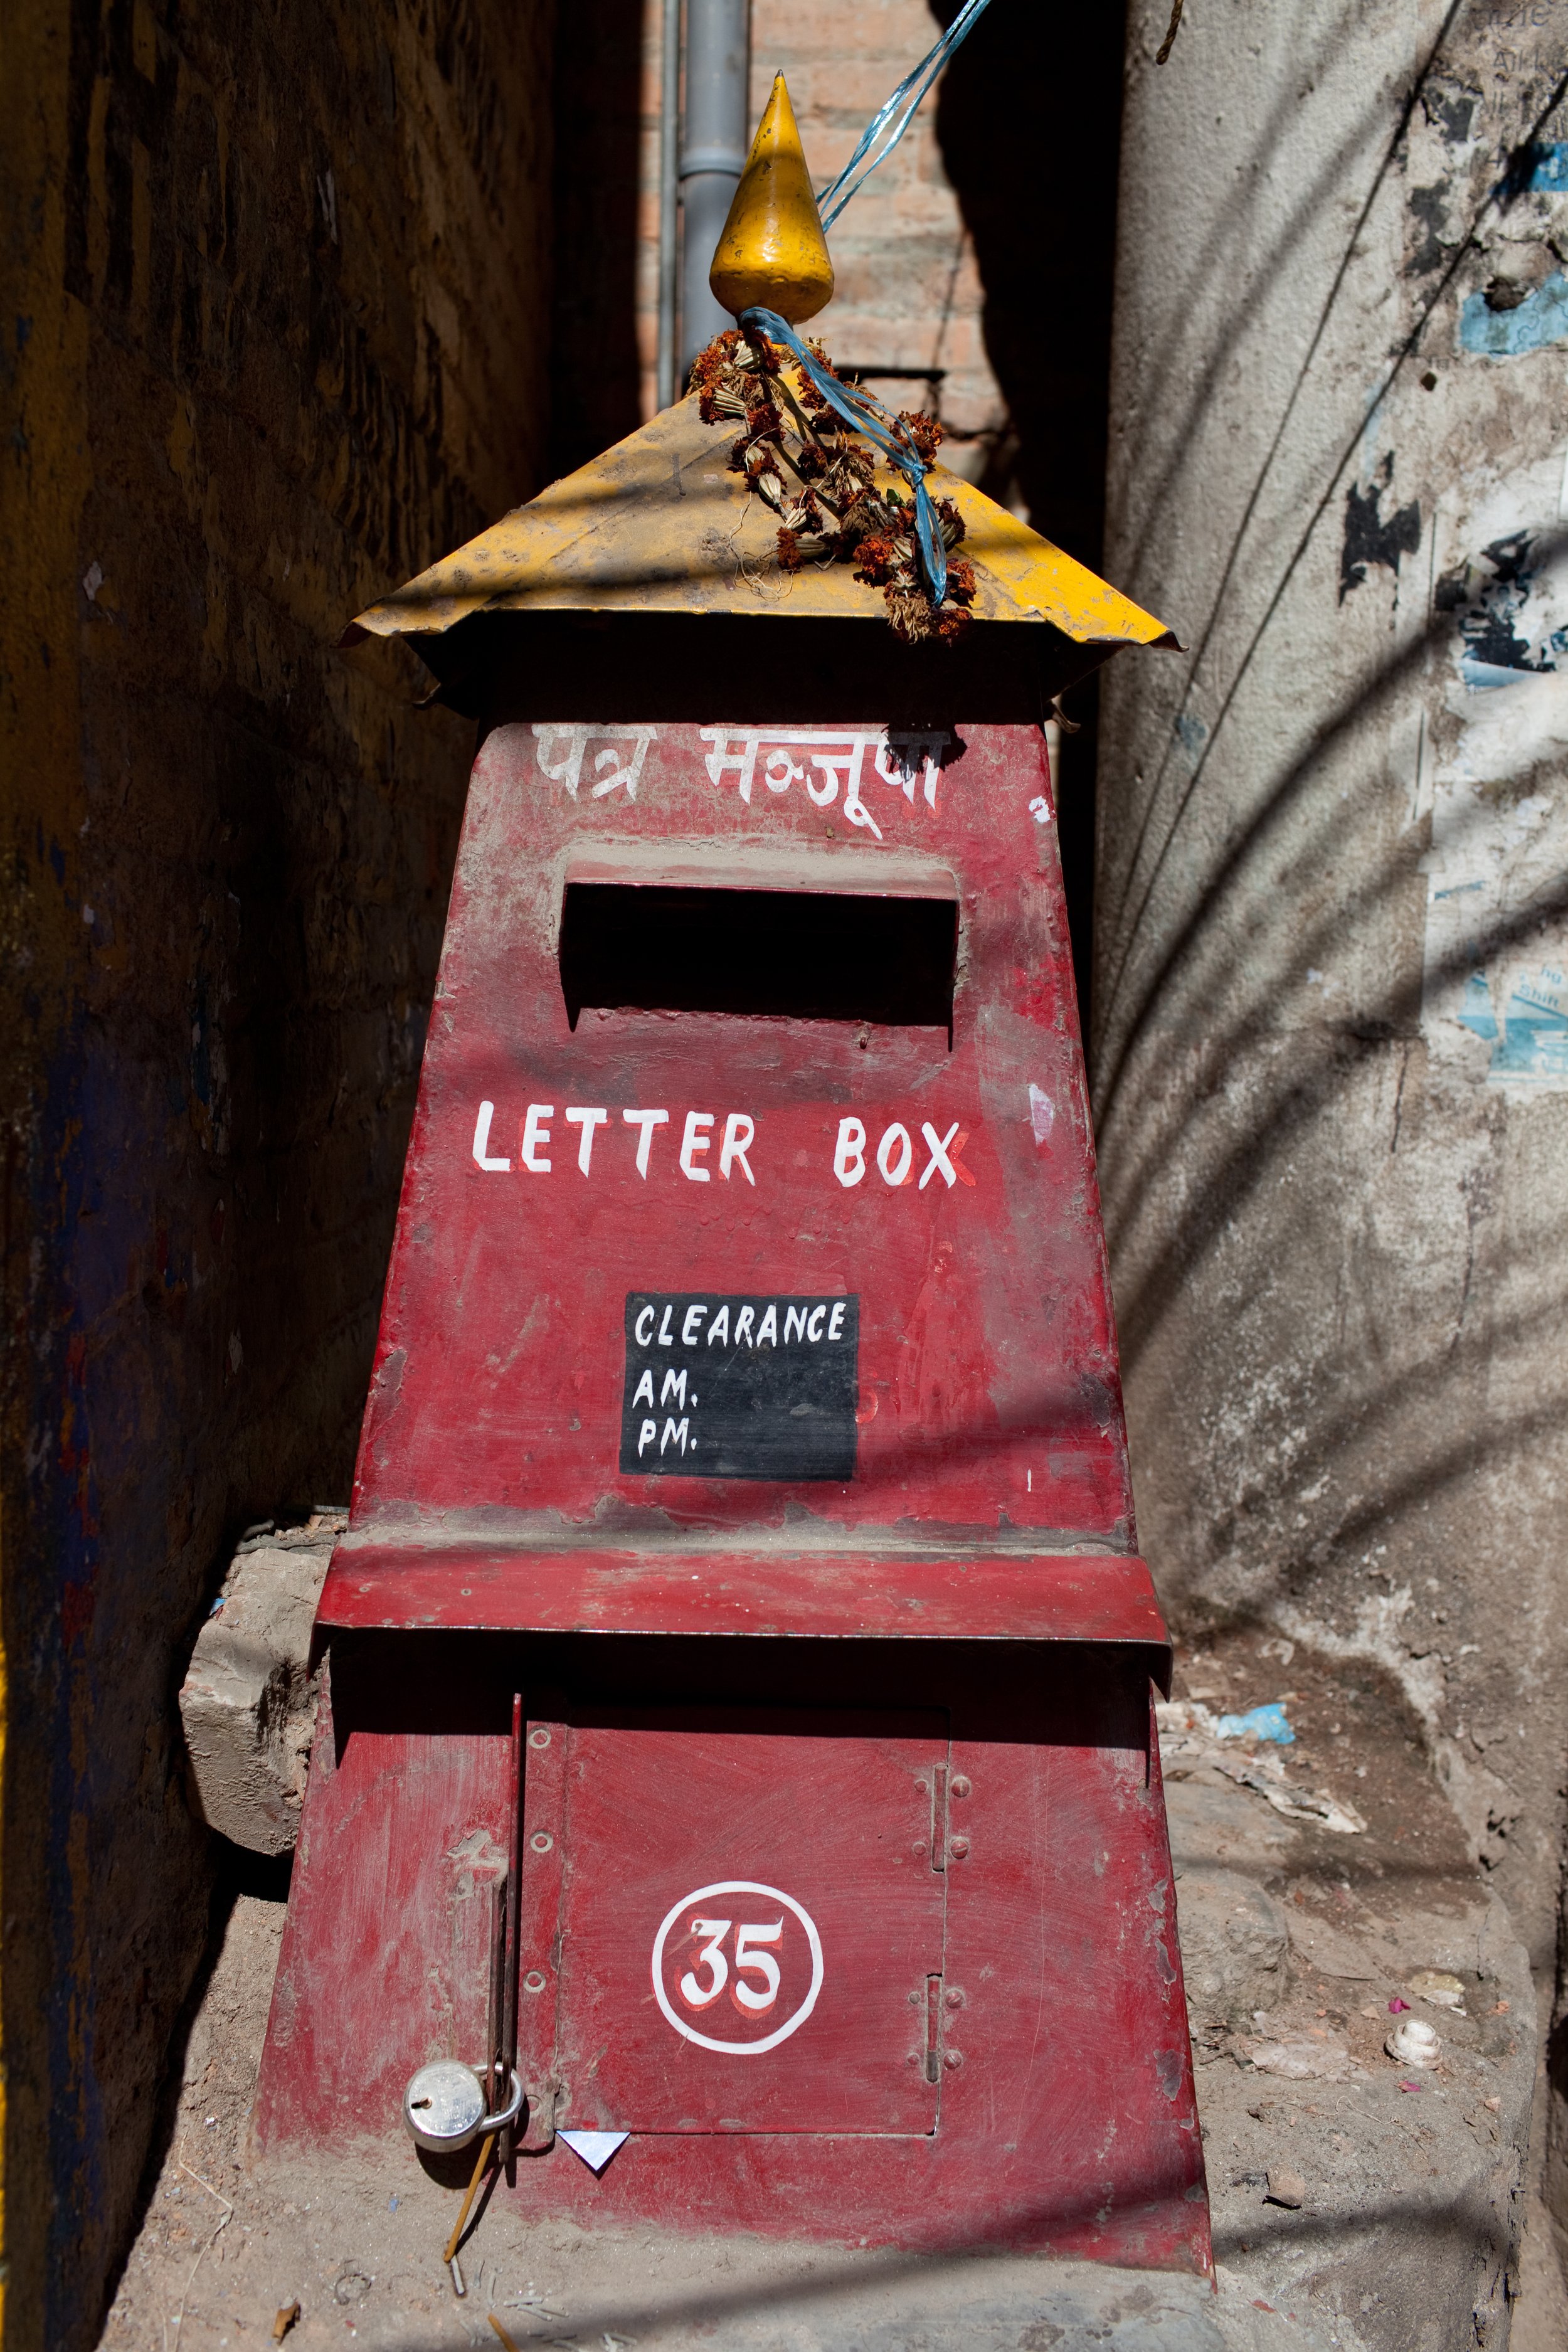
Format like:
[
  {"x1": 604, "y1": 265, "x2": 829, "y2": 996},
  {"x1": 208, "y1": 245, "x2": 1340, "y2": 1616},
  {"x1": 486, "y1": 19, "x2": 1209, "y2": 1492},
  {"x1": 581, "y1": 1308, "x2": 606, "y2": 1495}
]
[{"x1": 557, "y1": 2129, "x2": 630, "y2": 2175}]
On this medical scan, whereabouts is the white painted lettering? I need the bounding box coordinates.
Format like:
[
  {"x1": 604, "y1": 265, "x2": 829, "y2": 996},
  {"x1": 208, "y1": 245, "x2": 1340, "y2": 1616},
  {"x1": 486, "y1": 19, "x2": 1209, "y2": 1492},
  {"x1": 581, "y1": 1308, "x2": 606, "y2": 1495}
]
[
  {"x1": 785, "y1": 1306, "x2": 807, "y2": 1343},
  {"x1": 734, "y1": 1305, "x2": 756, "y2": 1346},
  {"x1": 919, "y1": 1120, "x2": 963, "y2": 1190},
  {"x1": 698, "y1": 726, "x2": 950, "y2": 829},
  {"x1": 807, "y1": 1305, "x2": 825, "y2": 1341},
  {"x1": 638, "y1": 1417, "x2": 658, "y2": 1456},
  {"x1": 731, "y1": 1920, "x2": 783, "y2": 2011},
  {"x1": 700, "y1": 728, "x2": 761, "y2": 803},
  {"x1": 877, "y1": 1123, "x2": 913, "y2": 1187},
  {"x1": 532, "y1": 722, "x2": 658, "y2": 800},
  {"x1": 697, "y1": 724, "x2": 891, "y2": 826},
  {"x1": 756, "y1": 1305, "x2": 778, "y2": 1347},
  {"x1": 834, "y1": 1116, "x2": 867, "y2": 1187},
  {"x1": 679, "y1": 1111, "x2": 714, "y2": 1181},
  {"x1": 660, "y1": 1416, "x2": 690, "y2": 1456},
  {"x1": 719, "y1": 1112, "x2": 755, "y2": 1184},
  {"x1": 521, "y1": 1103, "x2": 554, "y2": 1173},
  {"x1": 660, "y1": 1367, "x2": 688, "y2": 1407},
  {"x1": 681, "y1": 1303, "x2": 707, "y2": 1345},
  {"x1": 829, "y1": 1301, "x2": 846, "y2": 1339},
  {"x1": 633, "y1": 1369, "x2": 655, "y2": 1407},
  {"x1": 564, "y1": 1106, "x2": 608, "y2": 1173},
  {"x1": 657, "y1": 1305, "x2": 675, "y2": 1345},
  {"x1": 635, "y1": 1305, "x2": 657, "y2": 1346},
  {"x1": 623, "y1": 1107, "x2": 670, "y2": 1177},
  {"x1": 706, "y1": 1305, "x2": 730, "y2": 1346},
  {"x1": 472, "y1": 1101, "x2": 511, "y2": 1172}
]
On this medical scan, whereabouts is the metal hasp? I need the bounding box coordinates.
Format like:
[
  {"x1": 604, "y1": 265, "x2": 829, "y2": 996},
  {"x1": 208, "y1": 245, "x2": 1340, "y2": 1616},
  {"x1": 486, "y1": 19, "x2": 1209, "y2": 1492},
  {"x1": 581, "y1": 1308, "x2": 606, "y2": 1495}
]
[{"x1": 255, "y1": 389, "x2": 1207, "y2": 2277}]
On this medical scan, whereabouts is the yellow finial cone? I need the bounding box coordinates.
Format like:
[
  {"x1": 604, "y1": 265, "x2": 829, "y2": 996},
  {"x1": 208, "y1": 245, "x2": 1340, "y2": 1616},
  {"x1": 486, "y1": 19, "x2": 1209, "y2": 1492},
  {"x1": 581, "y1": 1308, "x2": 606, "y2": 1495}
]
[{"x1": 709, "y1": 75, "x2": 835, "y2": 326}]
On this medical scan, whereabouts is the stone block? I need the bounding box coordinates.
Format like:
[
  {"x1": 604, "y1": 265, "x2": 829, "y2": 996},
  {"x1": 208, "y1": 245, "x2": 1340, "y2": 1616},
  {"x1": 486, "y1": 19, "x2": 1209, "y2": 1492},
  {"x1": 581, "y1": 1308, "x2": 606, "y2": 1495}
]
[{"x1": 179, "y1": 1515, "x2": 344, "y2": 1855}]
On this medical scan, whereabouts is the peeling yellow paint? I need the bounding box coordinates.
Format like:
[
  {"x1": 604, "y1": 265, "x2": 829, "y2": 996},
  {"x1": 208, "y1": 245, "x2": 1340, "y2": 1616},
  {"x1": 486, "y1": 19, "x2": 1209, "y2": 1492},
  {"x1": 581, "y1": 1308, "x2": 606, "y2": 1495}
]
[{"x1": 346, "y1": 391, "x2": 1180, "y2": 649}]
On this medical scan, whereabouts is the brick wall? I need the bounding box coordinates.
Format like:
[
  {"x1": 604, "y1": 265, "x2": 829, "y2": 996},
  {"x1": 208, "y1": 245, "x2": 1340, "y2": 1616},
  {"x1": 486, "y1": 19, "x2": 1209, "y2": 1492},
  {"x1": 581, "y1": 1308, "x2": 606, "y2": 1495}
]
[
  {"x1": 633, "y1": 0, "x2": 1126, "y2": 553},
  {"x1": 633, "y1": 0, "x2": 1008, "y2": 481},
  {"x1": 0, "y1": 4, "x2": 554, "y2": 2343},
  {"x1": 628, "y1": 0, "x2": 1126, "y2": 1014}
]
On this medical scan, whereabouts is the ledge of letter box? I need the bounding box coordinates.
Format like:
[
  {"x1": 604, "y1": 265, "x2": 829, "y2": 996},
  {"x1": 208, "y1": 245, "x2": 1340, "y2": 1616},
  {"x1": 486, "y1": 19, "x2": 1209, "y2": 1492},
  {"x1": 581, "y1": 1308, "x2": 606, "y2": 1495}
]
[
  {"x1": 313, "y1": 1542, "x2": 1172, "y2": 1688},
  {"x1": 560, "y1": 842, "x2": 961, "y2": 901}
]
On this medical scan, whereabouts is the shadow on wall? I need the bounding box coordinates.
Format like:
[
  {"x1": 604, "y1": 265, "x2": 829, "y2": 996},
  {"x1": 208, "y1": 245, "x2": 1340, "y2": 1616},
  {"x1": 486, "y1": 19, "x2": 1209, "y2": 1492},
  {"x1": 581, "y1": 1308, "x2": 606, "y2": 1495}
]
[
  {"x1": 3, "y1": 2, "x2": 558, "y2": 2348},
  {"x1": 931, "y1": 0, "x2": 1127, "y2": 1029},
  {"x1": 930, "y1": 0, "x2": 1126, "y2": 567},
  {"x1": 1082, "y1": 7, "x2": 1568, "y2": 2258},
  {"x1": 549, "y1": 0, "x2": 646, "y2": 481}
]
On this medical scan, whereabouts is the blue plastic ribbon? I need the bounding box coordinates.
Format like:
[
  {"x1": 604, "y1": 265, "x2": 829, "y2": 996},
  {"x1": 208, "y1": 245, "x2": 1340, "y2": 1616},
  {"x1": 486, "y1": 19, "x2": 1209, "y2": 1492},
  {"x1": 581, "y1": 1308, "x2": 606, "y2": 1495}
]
[
  {"x1": 738, "y1": 305, "x2": 947, "y2": 605},
  {"x1": 1216, "y1": 1703, "x2": 1295, "y2": 1747},
  {"x1": 813, "y1": 0, "x2": 996, "y2": 231}
]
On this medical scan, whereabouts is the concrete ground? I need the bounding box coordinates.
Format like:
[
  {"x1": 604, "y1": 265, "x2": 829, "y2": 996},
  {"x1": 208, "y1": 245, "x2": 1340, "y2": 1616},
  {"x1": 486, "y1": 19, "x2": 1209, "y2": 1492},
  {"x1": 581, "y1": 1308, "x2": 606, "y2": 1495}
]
[{"x1": 100, "y1": 1631, "x2": 1560, "y2": 2352}]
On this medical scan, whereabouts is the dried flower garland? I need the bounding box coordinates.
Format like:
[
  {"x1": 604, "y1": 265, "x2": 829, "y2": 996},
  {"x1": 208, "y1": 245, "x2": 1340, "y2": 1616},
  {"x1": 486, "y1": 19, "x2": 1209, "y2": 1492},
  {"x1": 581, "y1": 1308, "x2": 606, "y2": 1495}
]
[{"x1": 689, "y1": 328, "x2": 976, "y2": 644}]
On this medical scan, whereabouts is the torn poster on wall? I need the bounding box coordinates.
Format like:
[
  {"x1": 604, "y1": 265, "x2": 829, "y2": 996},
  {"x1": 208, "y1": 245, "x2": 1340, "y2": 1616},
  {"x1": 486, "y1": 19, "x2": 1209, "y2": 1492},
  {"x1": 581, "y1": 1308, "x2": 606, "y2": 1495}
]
[{"x1": 1421, "y1": 450, "x2": 1568, "y2": 1091}]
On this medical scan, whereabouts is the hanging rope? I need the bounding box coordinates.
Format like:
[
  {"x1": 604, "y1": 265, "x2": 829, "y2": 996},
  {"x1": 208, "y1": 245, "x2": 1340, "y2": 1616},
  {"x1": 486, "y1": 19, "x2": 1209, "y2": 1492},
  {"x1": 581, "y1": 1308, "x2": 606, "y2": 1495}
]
[
  {"x1": 1155, "y1": 0, "x2": 1185, "y2": 63},
  {"x1": 738, "y1": 305, "x2": 948, "y2": 603},
  {"x1": 813, "y1": 0, "x2": 995, "y2": 231}
]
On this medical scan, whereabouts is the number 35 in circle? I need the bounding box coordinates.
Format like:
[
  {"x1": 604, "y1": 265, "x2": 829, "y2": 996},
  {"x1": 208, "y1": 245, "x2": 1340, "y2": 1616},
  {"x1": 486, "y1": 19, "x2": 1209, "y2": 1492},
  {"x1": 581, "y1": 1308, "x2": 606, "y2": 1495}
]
[{"x1": 651, "y1": 1881, "x2": 824, "y2": 2055}]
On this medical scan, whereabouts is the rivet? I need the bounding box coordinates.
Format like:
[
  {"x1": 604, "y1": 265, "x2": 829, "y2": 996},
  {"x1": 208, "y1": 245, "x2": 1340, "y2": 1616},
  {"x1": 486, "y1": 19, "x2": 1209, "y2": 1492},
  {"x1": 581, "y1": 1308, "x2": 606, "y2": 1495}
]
[
  {"x1": 948, "y1": 1835, "x2": 970, "y2": 1859},
  {"x1": 531, "y1": 1831, "x2": 554, "y2": 1853},
  {"x1": 524, "y1": 1970, "x2": 547, "y2": 1993},
  {"x1": 911, "y1": 1843, "x2": 926, "y2": 1858},
  {"x1": 950, "y1": 1775, "x2": 972, "y2": 1799},
  {"x1": 914, "y1": 1779, "x2": 930, "y2": 1794},
  {"x1": 944, "y1": 2050, "x2": 963, "y2": 2069},
  {"x1": 529, "y1": 1729, "x2": 551, "y2": 1750},
  {"x1": 944, "y1": 1987, "x2": 964, "y2": 2010}
]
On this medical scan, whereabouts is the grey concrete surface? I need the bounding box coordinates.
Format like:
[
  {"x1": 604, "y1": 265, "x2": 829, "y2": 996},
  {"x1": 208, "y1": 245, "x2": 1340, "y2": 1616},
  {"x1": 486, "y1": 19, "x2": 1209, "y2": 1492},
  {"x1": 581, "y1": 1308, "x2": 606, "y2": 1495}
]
[{"x1": 1094, "y1": 0, "x2": 1568, "y2": 2280}]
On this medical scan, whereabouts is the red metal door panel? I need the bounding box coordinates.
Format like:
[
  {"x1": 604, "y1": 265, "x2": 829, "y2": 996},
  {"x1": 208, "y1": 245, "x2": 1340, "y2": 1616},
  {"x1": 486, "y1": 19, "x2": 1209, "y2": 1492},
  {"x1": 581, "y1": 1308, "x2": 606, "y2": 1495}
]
[
  {"x1": 932, "y1": 1725, "x2": 1201, "y2": 2239},
  {"x1": 523, "y1": 1707, "x2": 948, "y2": 2134},
  {"x1": 254, "y1": 1667, "x2": 514, "y2": 2146}
]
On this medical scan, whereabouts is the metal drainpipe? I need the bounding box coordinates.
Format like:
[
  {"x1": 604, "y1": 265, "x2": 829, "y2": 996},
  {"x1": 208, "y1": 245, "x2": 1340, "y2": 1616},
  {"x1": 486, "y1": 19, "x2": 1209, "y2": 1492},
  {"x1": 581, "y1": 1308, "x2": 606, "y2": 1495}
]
[
  {"x1": 677, "y1": 0, "x2": 750, "y2": 384},
  {"x1": 655, "y1": 0, "x2": 680, "y2": 410}
]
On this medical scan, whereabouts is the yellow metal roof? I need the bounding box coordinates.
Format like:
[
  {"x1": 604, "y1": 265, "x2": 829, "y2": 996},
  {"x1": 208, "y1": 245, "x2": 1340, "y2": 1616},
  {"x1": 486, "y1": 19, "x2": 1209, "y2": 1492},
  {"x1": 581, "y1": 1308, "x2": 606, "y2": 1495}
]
[{"x1": 344, "y1": 392, "x2": 1179, "y2": 648}]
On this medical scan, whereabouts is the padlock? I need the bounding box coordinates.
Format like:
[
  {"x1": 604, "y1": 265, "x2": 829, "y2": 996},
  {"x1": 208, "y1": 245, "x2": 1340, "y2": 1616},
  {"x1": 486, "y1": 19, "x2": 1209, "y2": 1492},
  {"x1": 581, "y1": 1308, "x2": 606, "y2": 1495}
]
[{"x1": 401, "y1": 2060, "x2": 523, "y2": 2154}]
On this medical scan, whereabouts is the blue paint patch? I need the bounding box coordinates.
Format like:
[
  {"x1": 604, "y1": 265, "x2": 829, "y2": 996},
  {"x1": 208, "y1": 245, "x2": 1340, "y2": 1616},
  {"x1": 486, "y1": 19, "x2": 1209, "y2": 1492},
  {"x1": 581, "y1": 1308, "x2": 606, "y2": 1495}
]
[
  {"x1": 1455, "y1": 963, "x2": 1568, "y2": 1082},
  {"x1": 1173, "y1": 712, "x2": 1208, "y2": 766},
  {"x1": 1490, "y1": 967, "x2": 1568, "y2": 1081},
  {"x1": 1460, "y1": 271, "x2": 1568, "y2": 356},
  {"x1": 1460, "y1": 654, "x2": 1547, "y2": 689},
  {"x1": 1459, "y1": 972, "x2": 1499, "y2": 1041},
  {"x1": 1526, "y1": 141, "x2": 1568, "y2": 191}
]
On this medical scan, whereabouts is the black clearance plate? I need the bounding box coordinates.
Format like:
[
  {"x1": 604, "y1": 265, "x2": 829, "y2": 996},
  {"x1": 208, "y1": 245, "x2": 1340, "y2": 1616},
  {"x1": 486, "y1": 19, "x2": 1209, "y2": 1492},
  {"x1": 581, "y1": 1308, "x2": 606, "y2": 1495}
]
[{"x1": 620, "y1": 1293, "x2": 859, "y2": 1480}]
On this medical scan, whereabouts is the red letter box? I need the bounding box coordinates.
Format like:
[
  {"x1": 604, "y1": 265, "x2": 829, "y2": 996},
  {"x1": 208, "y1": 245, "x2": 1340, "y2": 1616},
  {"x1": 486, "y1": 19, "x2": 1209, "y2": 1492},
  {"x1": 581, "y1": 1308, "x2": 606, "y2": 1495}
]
[{"x1": 255, "y1": 389, "x2": 1209, "y2": 2279}]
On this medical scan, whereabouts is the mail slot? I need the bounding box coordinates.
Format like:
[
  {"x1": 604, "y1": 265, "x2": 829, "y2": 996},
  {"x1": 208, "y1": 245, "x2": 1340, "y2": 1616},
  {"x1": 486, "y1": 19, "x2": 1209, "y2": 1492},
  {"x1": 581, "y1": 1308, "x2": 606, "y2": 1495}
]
[{"x1": 253, "y1": 378, "x2": 1209, "y2": 2276}]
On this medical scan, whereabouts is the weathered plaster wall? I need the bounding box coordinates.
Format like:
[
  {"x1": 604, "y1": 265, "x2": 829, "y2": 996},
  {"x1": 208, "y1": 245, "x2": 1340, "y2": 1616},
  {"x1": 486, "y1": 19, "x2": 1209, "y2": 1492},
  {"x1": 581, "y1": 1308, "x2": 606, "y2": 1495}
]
[
  {"x1": 1, "y1": 3, "x2": 554, "y2": 2344},
  {"x1": 1096, "y1": 0, "x2": 1568, "y2": 2245}
]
